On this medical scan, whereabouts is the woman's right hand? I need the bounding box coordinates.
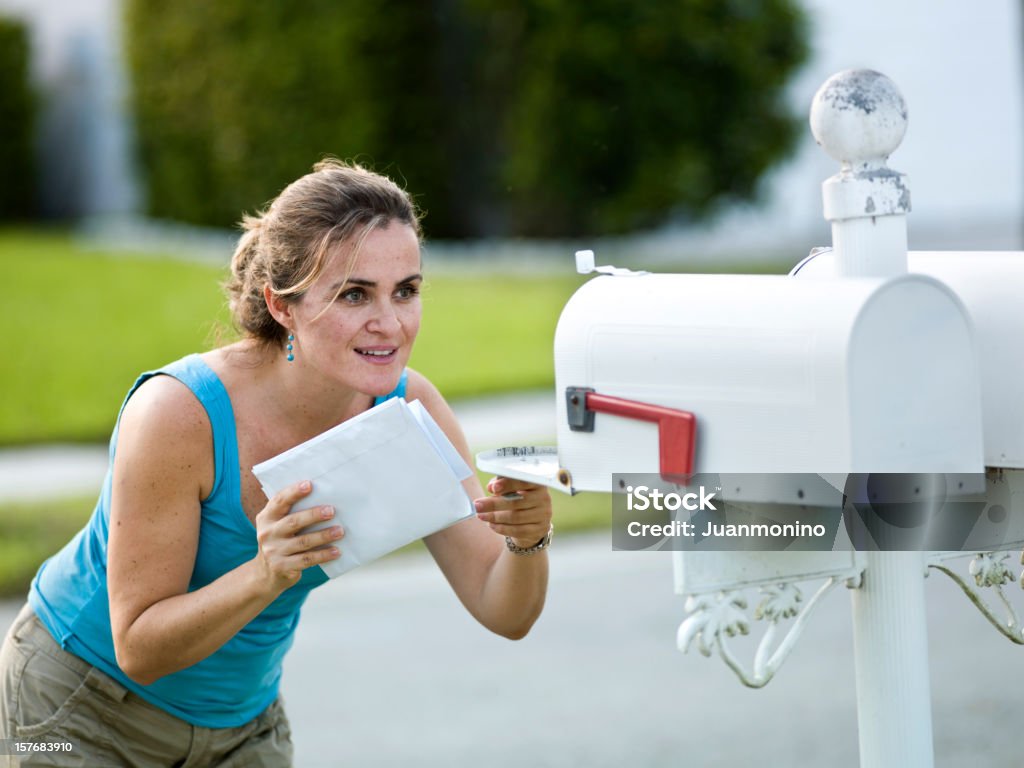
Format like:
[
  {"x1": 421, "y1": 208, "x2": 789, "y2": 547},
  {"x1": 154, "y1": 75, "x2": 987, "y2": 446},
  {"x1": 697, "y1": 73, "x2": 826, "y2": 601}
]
[{"x1": 253, "y1": 480, "x2": 344, "y2": 593}]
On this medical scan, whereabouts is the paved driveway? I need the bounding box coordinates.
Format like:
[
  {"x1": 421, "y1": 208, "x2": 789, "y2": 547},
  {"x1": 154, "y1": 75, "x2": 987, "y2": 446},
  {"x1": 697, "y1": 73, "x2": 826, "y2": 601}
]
[{"x1": 276, "y1": 535, "x2": 1021, "y2": 767}]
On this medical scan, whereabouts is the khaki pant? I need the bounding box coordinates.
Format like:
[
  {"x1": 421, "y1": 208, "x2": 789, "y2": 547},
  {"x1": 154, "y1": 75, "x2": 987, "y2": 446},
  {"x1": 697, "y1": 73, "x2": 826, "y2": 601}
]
[{"x1": 0, "y1": 604, "x2": 293, "y2": 767}]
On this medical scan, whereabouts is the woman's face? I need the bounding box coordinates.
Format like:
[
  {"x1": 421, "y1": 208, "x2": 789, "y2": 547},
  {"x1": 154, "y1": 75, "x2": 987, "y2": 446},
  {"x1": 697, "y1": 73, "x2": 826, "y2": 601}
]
[{"x1": 289, "y1": 222, "x2": 422, "y2": 397}]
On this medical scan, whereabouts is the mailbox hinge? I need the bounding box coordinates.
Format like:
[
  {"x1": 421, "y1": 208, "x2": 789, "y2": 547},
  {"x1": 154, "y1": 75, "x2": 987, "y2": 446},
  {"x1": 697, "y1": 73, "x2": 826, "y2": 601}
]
[{"x1": 565, "y1": 386, "x2": 697, "y2": 481}]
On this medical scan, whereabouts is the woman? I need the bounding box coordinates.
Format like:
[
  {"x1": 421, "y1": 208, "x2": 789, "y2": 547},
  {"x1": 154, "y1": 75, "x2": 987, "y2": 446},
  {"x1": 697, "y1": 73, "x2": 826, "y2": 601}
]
[{"x1": 0, "y1": 160, "x2": 552, "y2": 766}]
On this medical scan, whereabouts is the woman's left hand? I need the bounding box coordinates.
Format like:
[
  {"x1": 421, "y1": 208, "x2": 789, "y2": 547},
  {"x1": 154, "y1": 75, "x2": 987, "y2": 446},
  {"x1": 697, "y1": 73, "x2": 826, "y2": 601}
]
[{"x1": 473, "y1": 477, "x2": 552, "y2": 549}]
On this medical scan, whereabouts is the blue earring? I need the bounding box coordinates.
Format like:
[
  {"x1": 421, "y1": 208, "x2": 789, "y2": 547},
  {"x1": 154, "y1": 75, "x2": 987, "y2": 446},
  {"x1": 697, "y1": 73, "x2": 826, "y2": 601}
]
[{"x1": 286, "y1": 334, "x2": 295, "y2": 362}]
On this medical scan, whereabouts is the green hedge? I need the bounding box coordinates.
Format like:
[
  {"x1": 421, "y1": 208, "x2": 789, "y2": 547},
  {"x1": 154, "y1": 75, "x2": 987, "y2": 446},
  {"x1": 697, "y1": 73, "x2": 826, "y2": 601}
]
[
  {"x1": 0, "y1": 18, "x2": 35, "y2": 220},
  {"x1": 125, "y1": 1, "x2": 807, "y2": 238}
]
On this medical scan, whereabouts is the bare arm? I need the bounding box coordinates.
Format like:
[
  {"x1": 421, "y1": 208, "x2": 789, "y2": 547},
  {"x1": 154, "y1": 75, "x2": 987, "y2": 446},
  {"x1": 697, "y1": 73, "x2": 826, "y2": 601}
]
[
  {"x1": 408, "y1": 371, "x2": 552, "y2": 640},
  {"x1": 107, "y1": 376, "x2": 343, "y2": 685}
]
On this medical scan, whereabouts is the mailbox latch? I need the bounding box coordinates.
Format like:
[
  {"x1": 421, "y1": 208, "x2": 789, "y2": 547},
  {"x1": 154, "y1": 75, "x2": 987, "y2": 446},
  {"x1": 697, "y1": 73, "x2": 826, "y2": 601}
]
[
  {"x1": 566, "y1": 386, "x2": 596, "y2": 431},
  {"x1": 565, "y1": 386, "x2": 697, "y2": 481}
]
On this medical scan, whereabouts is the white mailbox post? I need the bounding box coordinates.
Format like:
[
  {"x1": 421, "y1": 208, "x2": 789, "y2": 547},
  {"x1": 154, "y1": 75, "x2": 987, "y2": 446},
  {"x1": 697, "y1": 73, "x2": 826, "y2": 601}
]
[
  {"x1": 480, "y1": 69, "x2": 1024, "y2": 768},
  {"x1": 807, "y1": 70, "x2": 936, "y2": 768}
]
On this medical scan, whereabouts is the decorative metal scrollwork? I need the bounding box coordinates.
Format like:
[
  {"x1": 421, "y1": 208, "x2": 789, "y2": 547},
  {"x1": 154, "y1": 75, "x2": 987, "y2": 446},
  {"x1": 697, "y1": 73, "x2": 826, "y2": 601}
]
[
  {"x1": 677, "y1": 577, "x2": 843, "y2": 688},
  {"x1": 928, "y1": 551, "x2": 1024, "y2": 644}
]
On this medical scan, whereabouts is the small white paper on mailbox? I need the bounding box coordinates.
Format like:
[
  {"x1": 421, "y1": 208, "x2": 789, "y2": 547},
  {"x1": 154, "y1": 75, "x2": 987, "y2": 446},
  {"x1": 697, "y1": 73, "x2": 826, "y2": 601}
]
[{"x1": 252, "y1": 397, "x2": 474, "y2": 578}]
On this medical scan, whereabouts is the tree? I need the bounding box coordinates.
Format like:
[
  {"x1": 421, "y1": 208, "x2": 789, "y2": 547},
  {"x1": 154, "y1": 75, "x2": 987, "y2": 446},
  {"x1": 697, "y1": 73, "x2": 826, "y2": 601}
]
[
  {"x1": 126, "y1": 0, "x2": 807, "y2": 238},
  {"x1": 0, "y1": 18, "x2": 36, "y2": 220}
]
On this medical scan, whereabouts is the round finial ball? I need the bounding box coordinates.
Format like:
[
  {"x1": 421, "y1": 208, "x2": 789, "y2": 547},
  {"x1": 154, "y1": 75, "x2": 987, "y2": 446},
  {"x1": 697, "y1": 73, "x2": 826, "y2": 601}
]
[{"x1": 810, "y1": 69, "x2": 908, "y2": 167}]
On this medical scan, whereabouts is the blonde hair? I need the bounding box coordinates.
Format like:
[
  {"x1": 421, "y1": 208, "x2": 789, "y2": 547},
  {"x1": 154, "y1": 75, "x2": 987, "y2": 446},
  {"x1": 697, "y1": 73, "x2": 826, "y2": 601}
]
[{"x1": 225, "y1": 159, "x2": 421, "y2": 345}]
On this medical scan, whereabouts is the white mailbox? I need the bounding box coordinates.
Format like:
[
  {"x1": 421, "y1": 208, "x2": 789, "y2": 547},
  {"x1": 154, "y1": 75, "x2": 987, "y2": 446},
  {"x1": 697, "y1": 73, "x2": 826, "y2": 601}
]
[
  {"x1": 552, "y1": 270, "x2": 985, "y2": 493},
  {"x1": 476, "y1": 69, "x2": 1024, "y2": 768},
  {"x1": 793, "y1": 249, "x2": 1024, "y2": 469}
]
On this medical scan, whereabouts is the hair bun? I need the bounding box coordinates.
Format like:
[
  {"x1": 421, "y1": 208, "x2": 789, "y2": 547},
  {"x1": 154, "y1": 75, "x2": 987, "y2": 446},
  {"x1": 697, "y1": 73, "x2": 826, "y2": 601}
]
[{"x1": 230, "y1": 213, "x2": 264, "y2": 279}]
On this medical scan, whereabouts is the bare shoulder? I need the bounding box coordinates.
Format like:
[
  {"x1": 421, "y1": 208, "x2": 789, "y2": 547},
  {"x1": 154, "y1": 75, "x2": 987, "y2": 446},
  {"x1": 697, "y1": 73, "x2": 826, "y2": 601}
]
[
  {"x1": 404, "y1": 368, "x2": 462, "y2": 433},
  {"x1": 116, "y1": 373, "x2": 213, "y2": 497},
  {"x1": 119, "y1": 373, "x2": 210, "y2": 444},
  {"x1": 404, "y1": 368, "x2": 446, "y2": 409},
  {"x1": 404, "y1": 368, "x2": 469, "y2": 452}
]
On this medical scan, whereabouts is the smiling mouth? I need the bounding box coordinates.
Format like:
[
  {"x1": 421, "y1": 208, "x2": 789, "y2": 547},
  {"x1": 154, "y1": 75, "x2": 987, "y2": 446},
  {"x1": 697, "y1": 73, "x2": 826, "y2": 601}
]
[{"x1": 356, "y1": 347, "x2": 398, "y2": 361}]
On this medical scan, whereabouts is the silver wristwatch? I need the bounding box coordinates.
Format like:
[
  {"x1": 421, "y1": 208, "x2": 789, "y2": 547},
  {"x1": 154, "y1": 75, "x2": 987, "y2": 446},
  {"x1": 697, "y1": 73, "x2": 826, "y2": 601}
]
[{"x1": 505, "y1": 524, "x2": 553, "y2": 556}]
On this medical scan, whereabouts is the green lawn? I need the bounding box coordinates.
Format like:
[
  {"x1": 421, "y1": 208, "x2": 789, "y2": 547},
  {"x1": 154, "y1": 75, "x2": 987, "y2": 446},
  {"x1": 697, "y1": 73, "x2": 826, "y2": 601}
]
[
  {"x1": 412, "y1": 271, "x2": 585, "y2": 396},
  {"x1": 0, "y1": 496, "x2": 97, "y2": 598},
  {"x1": 6, "y1": 229, "x2": 232, "y2": 444}
]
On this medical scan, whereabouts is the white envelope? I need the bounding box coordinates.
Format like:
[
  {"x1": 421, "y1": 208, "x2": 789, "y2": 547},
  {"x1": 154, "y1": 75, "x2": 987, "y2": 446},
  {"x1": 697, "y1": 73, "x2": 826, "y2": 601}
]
[{"x1": 252, "y1": 398, "x2": 474, "y2": 577}]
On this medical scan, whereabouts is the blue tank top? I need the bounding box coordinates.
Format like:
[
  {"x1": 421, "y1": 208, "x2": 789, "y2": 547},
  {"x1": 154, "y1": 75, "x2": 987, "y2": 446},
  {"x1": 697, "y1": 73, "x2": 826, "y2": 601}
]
[{"x1": 29, "y1": 354, "x2": 407, "y2": 728}]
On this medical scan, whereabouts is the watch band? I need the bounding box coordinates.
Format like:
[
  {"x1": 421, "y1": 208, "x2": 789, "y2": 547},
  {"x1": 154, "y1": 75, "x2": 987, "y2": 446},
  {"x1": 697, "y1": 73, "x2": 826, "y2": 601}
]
[{"x1": 505, "y1": 524, "x2": 553, "y2": 556}]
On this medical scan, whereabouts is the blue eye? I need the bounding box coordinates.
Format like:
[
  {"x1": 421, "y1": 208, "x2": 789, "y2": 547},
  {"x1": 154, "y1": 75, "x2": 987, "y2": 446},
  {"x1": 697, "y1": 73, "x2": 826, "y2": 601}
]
[
  {"x1": 396, "y1": 284, "x2": 420, "y2": 300},
  {"x1": 340, "y1": 288, "x2": 366, "y2": 303}
]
